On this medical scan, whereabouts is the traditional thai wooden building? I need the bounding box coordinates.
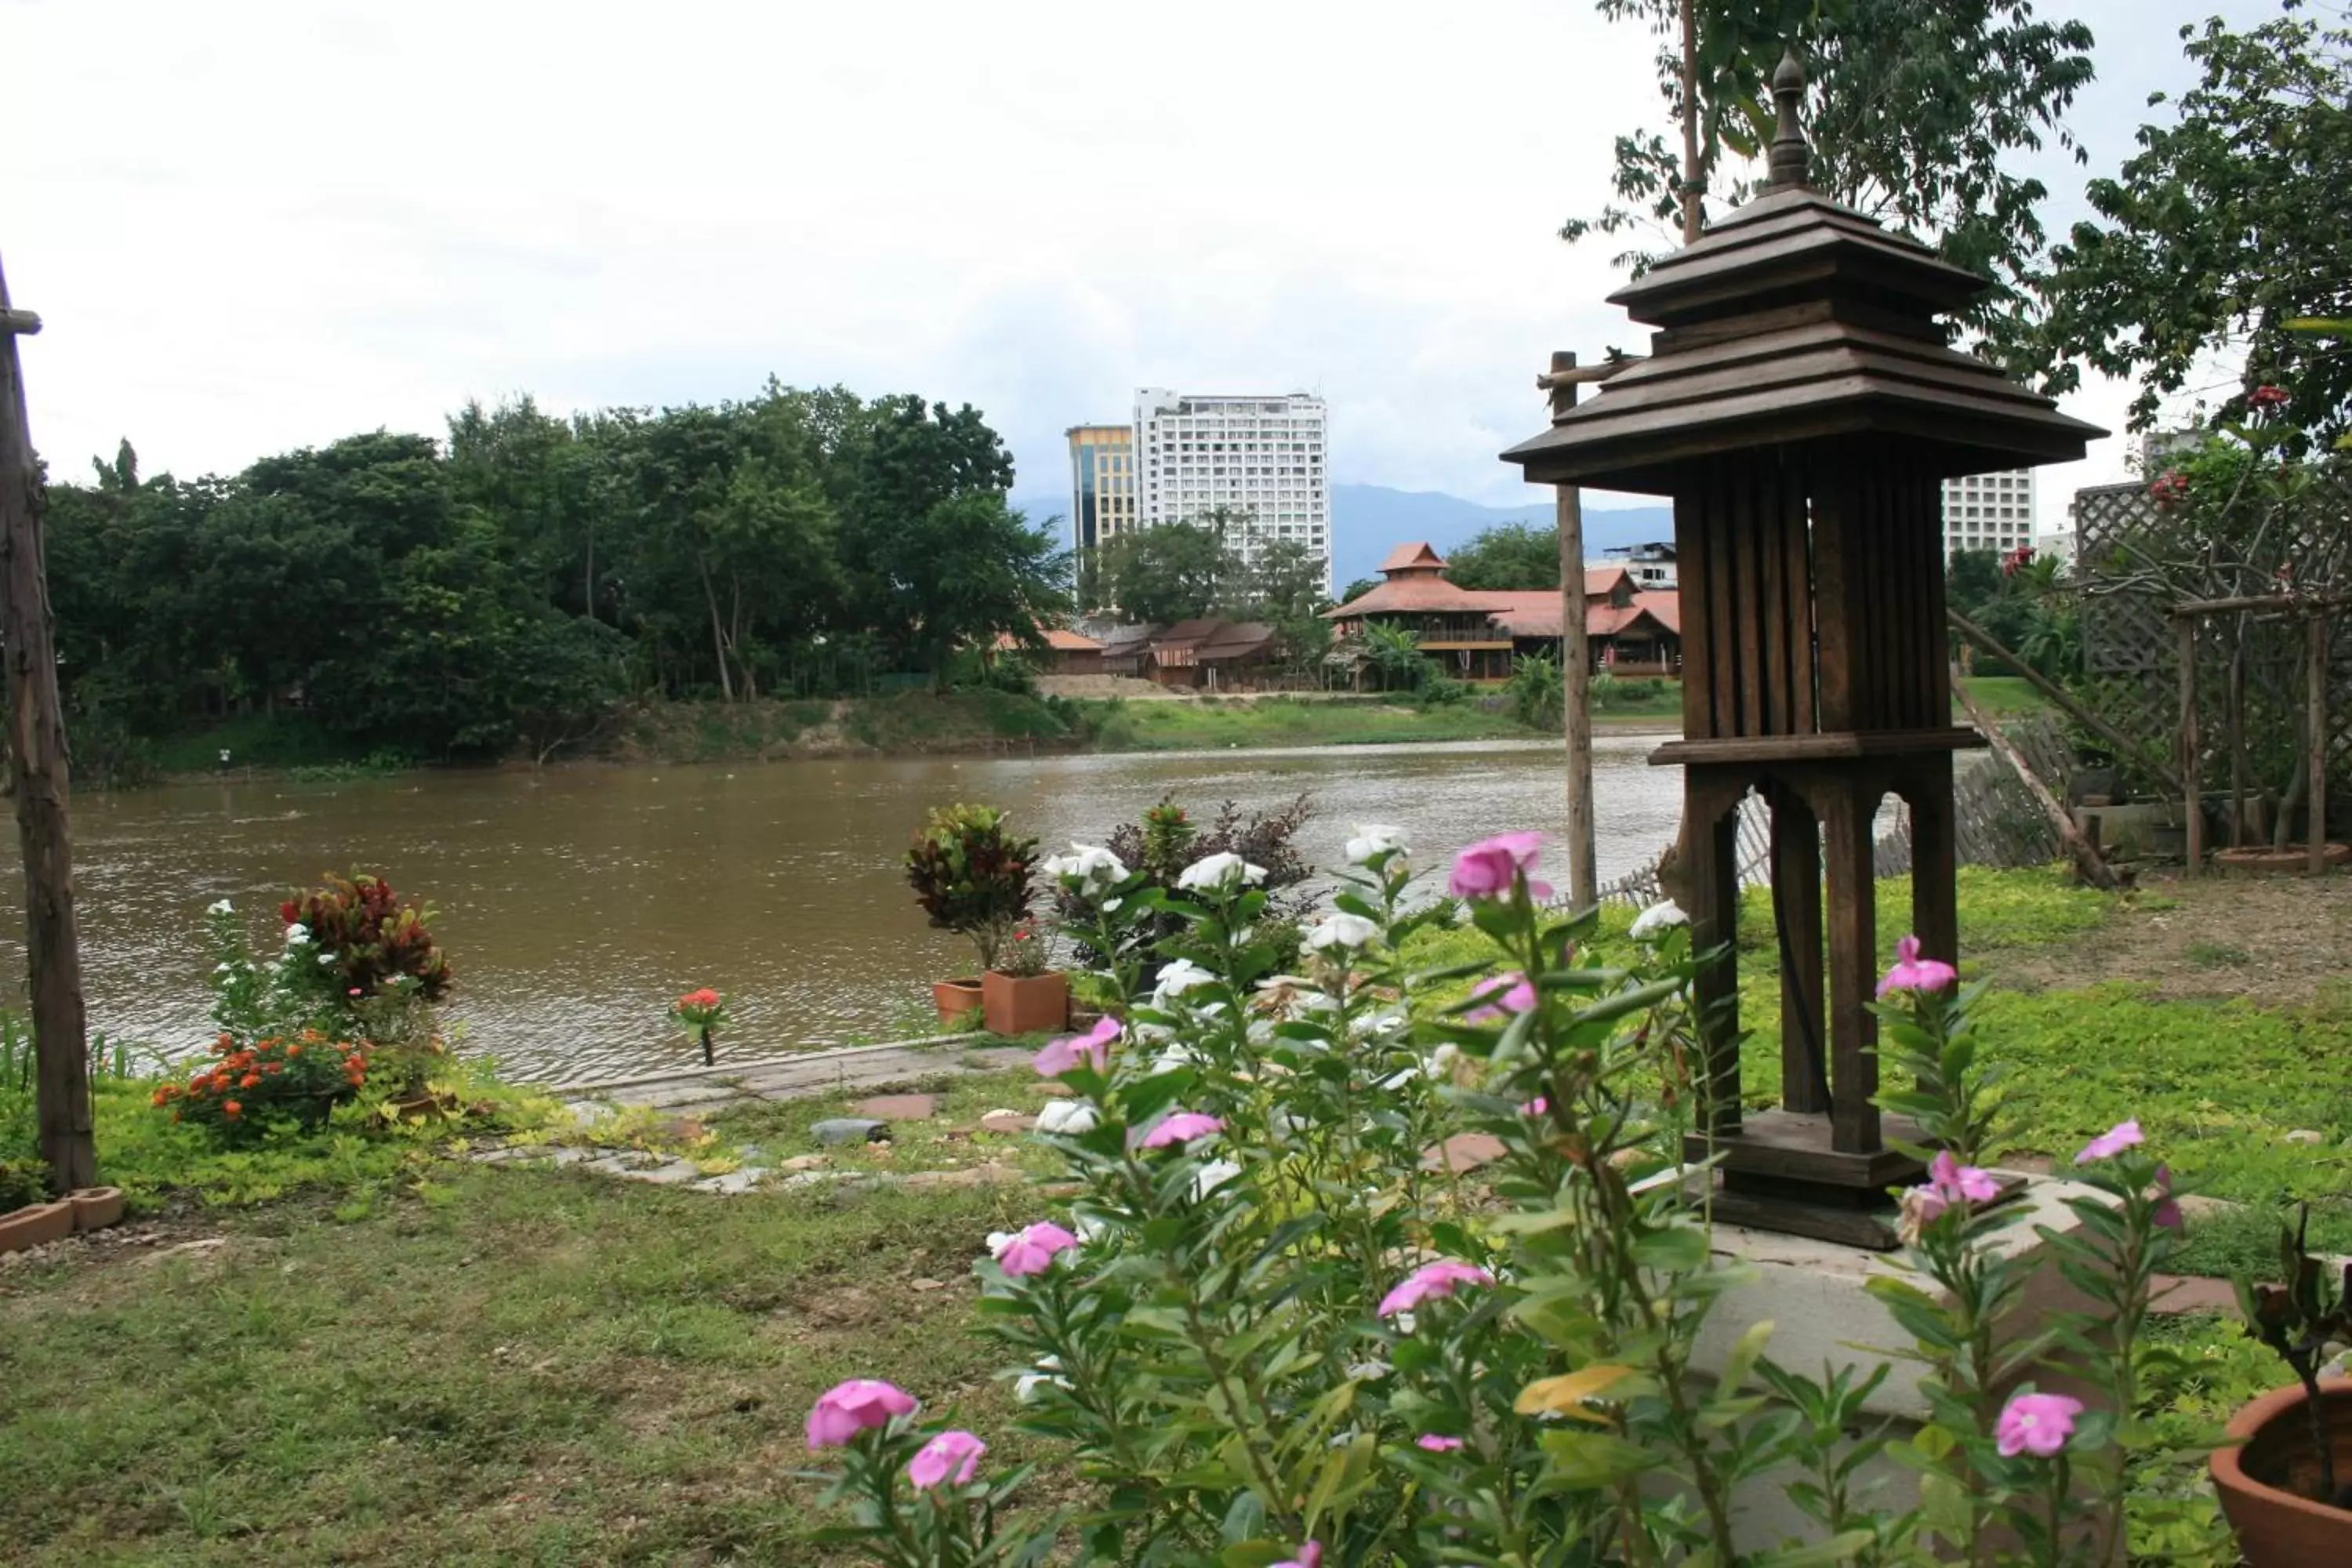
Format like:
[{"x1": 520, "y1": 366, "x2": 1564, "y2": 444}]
[{"x1": 1323, "y1": 541, "x2": 1682, "y2": 681}]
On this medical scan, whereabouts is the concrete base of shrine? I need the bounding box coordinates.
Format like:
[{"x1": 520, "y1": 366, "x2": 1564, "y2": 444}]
[{"x1": 1682, "y1": 1172, "x2": 2121, "y2": 1561}]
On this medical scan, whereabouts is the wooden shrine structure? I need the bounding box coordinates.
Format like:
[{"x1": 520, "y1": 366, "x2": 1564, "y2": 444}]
[{"x1": 1503, "y1": 54, "x2": 2104, "y2": 1246}]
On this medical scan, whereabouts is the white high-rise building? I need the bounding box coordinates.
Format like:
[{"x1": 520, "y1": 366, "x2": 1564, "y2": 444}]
[
  {"x1": 1940, "y1": 469, "x2": 2037, "y2": 557},
  {"x1": 1134, "y1": 388, "x2": 1330, "y2": 588}
]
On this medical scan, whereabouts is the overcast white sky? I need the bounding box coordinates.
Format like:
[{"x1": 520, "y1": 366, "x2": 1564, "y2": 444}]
[{"x1": 2, "y1": 0, "x2": 2286, "y2": 528}]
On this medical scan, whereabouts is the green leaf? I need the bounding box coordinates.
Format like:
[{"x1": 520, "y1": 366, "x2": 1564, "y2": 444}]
[
  {"x1": 1537, "y1": 1428, "x2": 1665, "y2": 1489},
  {"x1": 1632, "y1": 1225, "x2": 1711, "y2": 1273}
]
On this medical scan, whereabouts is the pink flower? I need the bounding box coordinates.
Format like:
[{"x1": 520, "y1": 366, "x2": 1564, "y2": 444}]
[
  {"x1": 1138, "y1": 1111, "x2": 1224, "y2": 1149},
  {"x1": 1876, "y1": 935, "x2": 1958, "y2": 998},
  {"x1": 1377, "y1": 1258, "x2": 1494, "y2": 1319},
  {"x1": 1034, "y1": 1015, "x2": 1119, "y2": 1076},
  {"x1": 1520, "y1": 1096, "x2": 1548, "y2": 1117},
  {"x1": 1272, "y1": 1545, "x2": 1323, "y2": 1568},
  {"x1": 1466, "y1": 971, "x2": 1537, "y2": 1022},
  {"x1": 994, "y1": 1221, "x2": 1079, "y2": 1277},
  {"x1": 1995, "y1": 1391, "x2": 2084, "y2": 1457},
  {"x1": 805, "y1": 1379, "x2": 917, "y2": 1448},
  {"x1": 2152, "y1": 1163, "x2": 2183, "y2": 1231},
  {"x1": 1929, "y1": 1150, "x2": 2001, "y2": 1204},
  {"x1": 906, "y1": 1428, "x2": 986, "y2": 1490},
  {"x1": 2075, "y1": 1119, "x2": 2143, "y2": 1164},
  {"x1": 1448, "y1": 832, "x2": 1552, "y2": 902},
  {"x1": 1416, "y1": 1433, "x2": 1465, "y2": 1452}
]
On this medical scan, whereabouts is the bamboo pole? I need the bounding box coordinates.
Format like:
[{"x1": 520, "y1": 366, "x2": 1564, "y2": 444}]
[
  {"x1": 1955, "y1": 673, "x2": 2121, "y2": 891},
  {"x1": 1548, "y1": 350, "x2": 1596, "y2": 909},
  {"x1": 0, "y1": 254, "x2": 95, "y2": 1191},
  {"x1": 1945, "y1": 608, "x2": 2183, "y2": 797},
  {"x1": 2311, "y1": 612, "x2": 2331, "y2": 876}
]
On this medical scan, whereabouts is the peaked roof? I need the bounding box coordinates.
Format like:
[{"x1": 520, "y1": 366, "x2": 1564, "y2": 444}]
[
  {"x1": 1376, "y1": 541, "x2": 1448, "y2": 574},
  {"x1": 1324, "y1": 562, "x2": 1638, "y2": 621}
]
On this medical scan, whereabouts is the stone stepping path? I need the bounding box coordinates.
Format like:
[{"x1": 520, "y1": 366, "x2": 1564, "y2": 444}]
[{"x1": 547, "y1": 1039, "x2": 1037, "y2": 1119}]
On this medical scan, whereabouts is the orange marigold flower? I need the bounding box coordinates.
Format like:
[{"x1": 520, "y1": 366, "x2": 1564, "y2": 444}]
[
  {"x1": 240, "y1": 1073, "x2": 262, "y2": 1089},
  {"x1": 223, "y1": 1101, "x2": 243, "y2": 1118},
  {"x1": 287, "y1": 1044, "x2": 303, "y2": 1057}
]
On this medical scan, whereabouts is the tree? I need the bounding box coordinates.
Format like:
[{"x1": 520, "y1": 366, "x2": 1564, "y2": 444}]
[
  {"x1": 2032, "y1": 4, "x2": 2352, "y2": 451},
  {"x1": 1360, "y1": 622, "x2": 1428, "y2": 692},
  {"x1": 1444, "y1": 523, "x2": 1561, "y2": 590},
  {"x1": 1336, "y1": 575, "x2": 1381, "y2": 607},
  {"x1": 1568, "y1": 1, "x2": 2096, "y2": 350},
  {"x1": 1096, "y1": 522, "x2": 1233, "y2": 624}
]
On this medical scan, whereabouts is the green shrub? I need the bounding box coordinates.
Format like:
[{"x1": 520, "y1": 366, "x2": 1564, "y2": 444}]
[{"x1": 904, "y1": 804, "x2": 1038, "y2": 971}]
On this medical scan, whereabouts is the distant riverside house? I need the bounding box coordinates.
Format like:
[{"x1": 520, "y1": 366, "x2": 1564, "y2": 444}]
[
  {"x1": 1074, "y1": 619, "x2": 1279, "y2": 689},
  {"x1": 991, "y1": 627, "x2": 1106, "y2": 677},
  {"x1": 1323, "y1": 541, "x2": 1681, "y2": 684}
]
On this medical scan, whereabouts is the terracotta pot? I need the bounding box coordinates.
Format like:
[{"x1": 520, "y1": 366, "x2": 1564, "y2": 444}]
[
  {"x1": 932, "y1": 977, "x2": 984, "y2": 1026},
  {"x1": 2211, "y1": 1377, "x2": 2352, "y2": 1566},
  {"x1": 67, "y1": 1186, "x2": 124, "y2": 1232},
  {"x1": 2216, "y1": 843, "x2": 2351, "y2": 877},
  {"x1": 982, "y1": 970, "x2": 1069, "y2": 1036},
  {"x1": 0, "y1": 1200, "x2": 74, "y2": 1255}
]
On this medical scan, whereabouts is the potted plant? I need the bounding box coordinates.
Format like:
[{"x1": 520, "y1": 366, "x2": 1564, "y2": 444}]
[
  {"x1": 905, "y1": 804, "x2": 1036, "y2": 1025},
  {"x1": 2212, "y1": 1207, "x2": 2352, "y2": 1563},
  {"x1": 982, "y1": 922, "x2": 1066, "y2": 1036}
]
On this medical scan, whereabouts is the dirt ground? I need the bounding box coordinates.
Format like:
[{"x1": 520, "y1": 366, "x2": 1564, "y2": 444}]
[{"x1": 1982, "y1": 868, "x2": 2352, "y2": 1004}]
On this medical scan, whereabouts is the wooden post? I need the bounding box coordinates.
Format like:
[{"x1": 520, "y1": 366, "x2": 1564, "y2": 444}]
[
  {"x1": 2177, "y1": 615, "x2": 2202, "y2": 876},
  {"x1": 0, "y1": 254, "x2": 96, "y2": 1192},
  {"x1": 1548, "y1": 350, "x2": 1597, "y2": 908},
  {"x1": 2311, "y1": 611, "x2": 2330, "y2": 877}
]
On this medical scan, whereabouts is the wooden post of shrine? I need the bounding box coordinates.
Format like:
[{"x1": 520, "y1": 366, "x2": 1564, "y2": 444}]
[
  {"x1": 0, "y1": 252, "x2": 96, "y2": 1192},
  {"x1": 1546, "y1": 350, "x2": 1597, "y2": 909},
  {"x1": 1501, "y1": 51, "x2": 2103, "y2": 1247}
]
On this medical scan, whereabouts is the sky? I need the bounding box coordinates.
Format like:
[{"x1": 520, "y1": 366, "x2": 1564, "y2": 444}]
[{"x1": 2, "y1": 0, "x2": 2288, "y2": 532}]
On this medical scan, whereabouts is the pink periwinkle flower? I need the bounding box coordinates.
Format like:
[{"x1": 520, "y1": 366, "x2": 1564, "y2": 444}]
[
  {"x1": 805, "y1": 1379, "x2": 917, "y2": 1449},
  {"x1": 2151, "y1": 1163, "x2": 2183, "y2": 1231},
  {"x1": 1138, "y1": 1111, "x2": 1225, "y2": 1150},
  {"x1": 1416, "y1": 1433, "x2": 1465, "y2": 1452},
  {"x1": 1929, "y1": 1149, "x2": 2001, "y2": 1204},
  {"x1": 1520, "y1": 1096, "x2": 1549, "y2": 1117},
  {"x1": 1995, "y1": 1391, "x2": 2084, "y2": 1457},
  {"x1": 906, "y1": 1429, "x2": 987, "y2": 1490},
  {"x1": 1034, "y1": 1015, "x2": 1119, "y2": 1076},
  {"x1": 1466, "y1": 971, "x2": 1537, "y2": 1022},
  {"x1": 1272, "y1": 1544, "x2": 1323, "y2": 1568},
  {"x1": 1448, "y1": 832, "x2": 1552, "y2": 902},
  {"x1": 993, "y1": 1221, "x2": 1079, "y2": 1277},
  {"x1": 1876, "y1": 935, "x2": 1958, "y2": 998},
  {"x1": 1378, "y1": 1258, "x2": 1494, "y2": 1319},
  {"x1": 2075, "y1": 1119, "x2": 2143, "y2": 1164}
]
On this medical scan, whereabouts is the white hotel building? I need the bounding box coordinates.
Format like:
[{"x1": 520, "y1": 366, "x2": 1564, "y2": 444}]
[
  {"x1": 1939, "y1": 468, "x2": 2038, "y2": 557},
  {"x1": 1134, "y1": 388, "x2": 1330, "y2": 588}
]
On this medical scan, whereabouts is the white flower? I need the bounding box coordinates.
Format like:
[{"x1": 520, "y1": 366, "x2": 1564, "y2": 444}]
[
  {"x1": 206, "y1": 899, "x2": 234, "y2": 916},
  {"x1": 1344, "y1": 824, "x2": 1406, "y2": 865},
  {"x1": 1152, "y1": 959, "x2": 1217, "y2": 999},
  {"x1": 1432, "y1": 1043, "x2": 1461, "y2": 1073},
  {"x1": 1303, "y1": 913, "x2": 1380, "y2": 953},
  {"x1": 1630, "y1": 899, "x2": 1690, "y2": 940},
  {"x1": 1014, "y1": 1356, "x2": 1071, "y2": 1403},
  {"x1": 1036, "y1": 1099, "x2": 1098, "y2": 1135},
  {"x1": 1346, "y1": 1359, "x2": 1393, "y2": 1382},
  {"x1": 1072, "y1": 1213, "x2": 1111, "y2": 1246},
  {"x1": 985, "y1": 1229, "x2": 1018, "y2": 1254},
  {"x1": 284, "y1": 923, "x2": 311, "y2": 946},
  {"x1": 1192, "y1": 1159, "x2": 1242, "y2": 1200},
  {"x1": 213, "y1": 961, "x2": 233, "y2": 974},
  {"x1": 1149, "y1": 1043, "x2": 1204, "y2": 1076},
  {"x1": 317, "y1": 953, "x2": 337, "y2": 967},
  {"x1": 1042, "y1": 844, "x2": 1128, "y2": 891},
  {"x1": 1377, "y1": 1065, "x2": 1421, "y2": 1091},
  {"x1": 1175, "y1": 851, "x2": 1265, "y2": 892}
]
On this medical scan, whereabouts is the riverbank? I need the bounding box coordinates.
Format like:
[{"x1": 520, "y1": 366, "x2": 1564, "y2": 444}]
[{"x1": 0, "y1": 866, "x2": 2335, "y2": 1565}]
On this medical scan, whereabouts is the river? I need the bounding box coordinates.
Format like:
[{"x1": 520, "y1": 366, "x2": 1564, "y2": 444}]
[{"x1": 5, "y1": 735, "x2": 1687, "y2": 1085}]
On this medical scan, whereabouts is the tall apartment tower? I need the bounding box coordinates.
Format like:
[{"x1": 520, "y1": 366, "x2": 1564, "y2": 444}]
[
  {"x1": 1134, "y1": 388, "x2": 1330, "y2": 587},
  {"x1": 1939, "y1": 468, "x2": 2037, "y2": 557},
  {"x1": 1065, "y1": 425, "x2": 1138, "y2": 554}
]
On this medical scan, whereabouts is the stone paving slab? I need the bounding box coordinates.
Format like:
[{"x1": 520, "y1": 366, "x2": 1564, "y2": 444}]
[{"x1": 554, "y1": 1041, "x2": 1038, "y2": 1116}]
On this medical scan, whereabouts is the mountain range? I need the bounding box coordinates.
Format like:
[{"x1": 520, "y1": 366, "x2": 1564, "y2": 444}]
[{"x1": 1008, "y1": 482, "x2": 1674, "y2": 590}]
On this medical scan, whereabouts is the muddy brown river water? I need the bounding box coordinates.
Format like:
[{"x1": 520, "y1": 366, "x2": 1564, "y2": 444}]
[{"x1": 4, "y1": 735, "x2": 1688, "y2": 1084}]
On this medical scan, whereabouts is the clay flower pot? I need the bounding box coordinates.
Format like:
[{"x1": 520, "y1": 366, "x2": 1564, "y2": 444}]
[
  {"x1": 2211, "y1": 1377, "x2": 2352, "y2": 1566},
  {"x1": 932, "y1": 977, "x2": 984, "y2": 1026},
  {"x1": 982, "y1": 970, "x2": 1069, "y2": 1036},
  {"x1": 67, "y1": 1186, "x2": 125, "y2": 1232},
  {"x1": 0, "y1": 1200, "x2": 74, "y2": 1255}
]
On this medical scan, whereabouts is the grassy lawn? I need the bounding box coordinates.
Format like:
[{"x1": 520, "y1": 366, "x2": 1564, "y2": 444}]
[
  {"x1": 1075, "y1": 686, "x2": 1679, "y2": 753},
  {"x1": 1955, "y1": 673, "x2": 2049, "y2": 718},
  {"x1": 4, "y1": 867, "x2": 2345, "y2": 1564}
]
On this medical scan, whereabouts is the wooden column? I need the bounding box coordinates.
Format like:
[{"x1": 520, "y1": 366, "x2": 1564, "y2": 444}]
[
  {"x1": 2178, "y1": 616, "x2": 2202, "y2": 875},
  {"x1": 1907, "y1": 755, "x2": 1960, "y2": 968},
  {"x1": 1820, "y1": 781, "x2": 1879, "y2": 1156},
  {"x1": 2312, "y1": 612, "x2": 2331, "y2": 877},
  {"x1": 1767, "y1": 785, "x2": 1827, "y2": 1113},
  {"x1": 1548, "y1": 351, "x2": 1598, "y2": 908},
  {"x1": 0, "y1": 255, "x2": 95, "y2": 1192},
  {"x1": 1684, "y1": 777, "x2": 1744, "y2": 1134}
]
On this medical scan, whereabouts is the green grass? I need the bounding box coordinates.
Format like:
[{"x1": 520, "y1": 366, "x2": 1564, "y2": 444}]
[
  {"x1": 146, "y1": 713, "x2": 387, "y2": 775},
  {"x1": 1955, "y1": 674, "x2": 2050, "y2": 719}
]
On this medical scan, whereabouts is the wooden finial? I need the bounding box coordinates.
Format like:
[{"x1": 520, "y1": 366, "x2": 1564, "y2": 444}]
[{"x1": 1768, "y1": 47, "x2": 1811, "y2": 193}]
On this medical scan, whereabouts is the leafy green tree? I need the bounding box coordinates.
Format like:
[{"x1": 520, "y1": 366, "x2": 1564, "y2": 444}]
[
  {"x1": 1444, "y1": 522, "x2": 1560, "y2": 590},
  {"x1": 2033, "y1": 4, "x2": 2352, "y2": 449},
  {"x1": 1359, "y1": 622, "x2": 1429, "y2": 692},
  {"x1": 1568, "y1": 0, "x2": 2096, "y2": 350},
  {"x1": 1097, "y1": 521, "x2": 1232, "y2": 624},
  {"x1": 1336, "y1": 575, "x2": 1381, "y2": 606},
  {"x1": 1505, "y1": 649, "x2": 1566, "y2": 730}
]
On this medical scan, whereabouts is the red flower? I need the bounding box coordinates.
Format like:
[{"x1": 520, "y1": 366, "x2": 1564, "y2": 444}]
[
  {"x1": 240, "y1": 1073, "x2": 262, "y2": 1089},
  {"x1": 223, "y1": 1100, "x2": 243, "y2": 1119},
  {"x1": 2249, "y1": 384, "x2": 2288, "y2": 408},
  {"x1": 677, "y1": 987, "x2": 722, "y2": 1011},
  {"x1": 279, "y1": 901, "x2": 299, "y2": 925}
]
